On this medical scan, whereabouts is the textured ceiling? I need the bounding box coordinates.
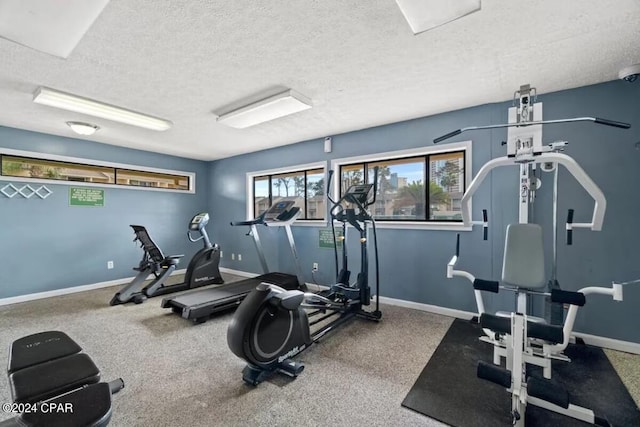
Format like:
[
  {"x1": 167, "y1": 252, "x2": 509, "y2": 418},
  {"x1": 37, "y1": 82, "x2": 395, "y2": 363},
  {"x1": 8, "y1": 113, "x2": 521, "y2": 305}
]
[{"x1": 0, "y1": 0, "x2": 639, "y2": 161}]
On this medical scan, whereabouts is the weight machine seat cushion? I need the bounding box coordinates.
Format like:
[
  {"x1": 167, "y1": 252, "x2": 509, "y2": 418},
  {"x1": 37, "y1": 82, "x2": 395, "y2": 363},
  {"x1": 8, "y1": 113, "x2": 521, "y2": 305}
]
[
  {"x1": 8, "y1": 382, "x2": 114, "y2": 427},
  {"x1": 501, "y1": 223, "x2": 546, "y2": 290},
  {"x1": 8, "y1": 332, "x2": 81, "y2": 374},
  {"x1": 9, "y1": 353, "x2": 100, "y2": 404}
]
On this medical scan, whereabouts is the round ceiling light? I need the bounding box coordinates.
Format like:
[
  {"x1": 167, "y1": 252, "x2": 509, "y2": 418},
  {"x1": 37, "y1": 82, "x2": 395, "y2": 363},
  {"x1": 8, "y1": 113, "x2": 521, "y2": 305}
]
[{"x1": 66, "y1": 121, "x2": 100, "y2": 135}]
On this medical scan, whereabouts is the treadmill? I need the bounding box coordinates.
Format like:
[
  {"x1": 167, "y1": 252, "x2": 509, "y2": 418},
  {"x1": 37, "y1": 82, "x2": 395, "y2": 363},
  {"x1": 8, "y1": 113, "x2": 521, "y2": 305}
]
[{"x1": 161, "y1": 200, "x2": 307, "y2": 324}]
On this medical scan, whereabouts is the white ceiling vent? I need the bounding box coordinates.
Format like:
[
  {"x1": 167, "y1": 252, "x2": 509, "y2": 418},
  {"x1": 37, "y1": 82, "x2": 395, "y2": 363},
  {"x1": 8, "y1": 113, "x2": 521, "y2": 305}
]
[{"x1": 0, "y1": 0, "x2": 110, "y2": 58}]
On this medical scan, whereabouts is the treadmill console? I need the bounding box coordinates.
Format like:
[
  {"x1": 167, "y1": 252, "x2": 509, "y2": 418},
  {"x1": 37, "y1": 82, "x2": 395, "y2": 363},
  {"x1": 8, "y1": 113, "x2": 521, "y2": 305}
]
[
  {"x1": 345, "y1": 184, "x2": 373, "y2": 205},
  {"x1": 263, "y1": 200, "x2": 297, "y2": 221},
  {"x1": 189, "y1": 212, "x2": 209, "y2": 230}
]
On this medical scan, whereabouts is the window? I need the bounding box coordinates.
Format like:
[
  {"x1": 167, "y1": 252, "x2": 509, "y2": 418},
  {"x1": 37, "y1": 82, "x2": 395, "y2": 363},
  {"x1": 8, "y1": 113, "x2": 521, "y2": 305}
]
[
  {"x1": 1, "y1": 155, "x2": 115, "y2": 184},
  {"x1": 333, "y1": 142, "x2": 470, "y2": 226},
  {"x1": 249, "y1": 163, "x2": 326, "y2": 221},
  {"x1": 116, "y1": 169, "x2": 189, "y2": 190},
  {"x1": 1, "y1": 151, "x2": 194, "y2": 193}
]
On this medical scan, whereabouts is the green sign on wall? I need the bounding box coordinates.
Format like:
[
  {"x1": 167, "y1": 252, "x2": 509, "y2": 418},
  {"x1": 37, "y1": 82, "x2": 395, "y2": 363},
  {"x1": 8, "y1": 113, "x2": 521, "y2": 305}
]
[
  {"x1": 319, "y1": 229, "x2": 343, "y2": 249},
  {"x1": 69, "y1": 187, "x2": 104, "y2": 207}
]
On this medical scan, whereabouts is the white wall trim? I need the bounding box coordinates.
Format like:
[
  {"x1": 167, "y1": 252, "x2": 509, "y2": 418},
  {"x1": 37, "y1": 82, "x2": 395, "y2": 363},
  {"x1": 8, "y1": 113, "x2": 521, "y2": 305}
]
[
  {"x1": 2, "y1": 267, "x2": 638, "y2": 355},
  {"x1": 377, "y1": 295, "x2": 476, "y2": 320},
  {"x1": 330, "y1": 140, "x2": 473, "y2": 231},
  {"x1": 245, "y1": 161, "x2": 327, "y2": 220},
  {"x1": 219, "y1": 267, "x2": 258, "y2": 278},
  {"x1": 574, "y1": 332, "x2": 640, "y2": 355},
  {"x1": 378, "y1": 295, "x2": 640, "y2": 355},
  {"x1": 0, "y1": 146, "x2": 196, "y2": 194},
  {"x1": 0, "y1": 268, "x2": 186, "y2": 307}
]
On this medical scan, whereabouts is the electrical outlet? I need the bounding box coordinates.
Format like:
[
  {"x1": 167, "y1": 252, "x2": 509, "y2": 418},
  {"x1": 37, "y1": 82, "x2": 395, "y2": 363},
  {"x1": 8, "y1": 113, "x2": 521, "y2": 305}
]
[
  {"x1": 107, "y1": 261, "x2": 114, "y2": 269},
  {"x1": 312, "y1": 262, "x2": 318, "y2": 271},
  {"x1": 238, "y1": 254, "x2": 242, "y2": 261},
  {"x1": 231, "y1": 253, "x2": 235, "y2": 260},
  {"x1": 220, "y1": 251, "x2": 223, "y2": 258}
]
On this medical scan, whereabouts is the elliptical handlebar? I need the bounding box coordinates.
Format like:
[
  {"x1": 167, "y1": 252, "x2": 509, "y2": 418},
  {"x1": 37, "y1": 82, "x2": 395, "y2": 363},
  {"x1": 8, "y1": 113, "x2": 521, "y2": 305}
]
[
  {"x1": 368, "y1": 166, "x2": 379, "y2": 208},
  {"x1": 326, "y1": 170, "x2": 336, "y2": 205}
]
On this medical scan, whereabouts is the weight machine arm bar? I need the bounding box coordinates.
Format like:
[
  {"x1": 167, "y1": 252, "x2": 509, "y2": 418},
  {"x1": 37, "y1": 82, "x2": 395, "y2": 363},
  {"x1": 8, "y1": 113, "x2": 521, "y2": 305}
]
[
  {"x1": 446, "y1": 234, "x2": 488, "y2": 319},
  {"x1": 461, "y1": 153, "x2": 606, "y2": 231},
  {"x1": 545, "y1": 283, "x2": 624, "y2": 355},
  {"x1": 433, "y1": 117, "x2": 631, "y2": 144}
]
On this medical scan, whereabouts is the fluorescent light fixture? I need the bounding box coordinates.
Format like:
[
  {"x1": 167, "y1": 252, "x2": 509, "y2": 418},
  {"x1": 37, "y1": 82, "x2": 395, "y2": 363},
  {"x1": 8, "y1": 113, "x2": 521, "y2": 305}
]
[
  {"x1": 66, "y1": 121, "x2": 100, "y2": 135},
  {"x1": 33, "y1": 87, "x2": 172, "y2": 131},
  {"x1": 395, "y1": 0, "x2": 481, "y2": 35},
  {"x1": 0, "y1": 0, "x2": 110, "y2": 58},
  {"x1": 217, "y1": 90, "x2": 312, "y2": 129}
]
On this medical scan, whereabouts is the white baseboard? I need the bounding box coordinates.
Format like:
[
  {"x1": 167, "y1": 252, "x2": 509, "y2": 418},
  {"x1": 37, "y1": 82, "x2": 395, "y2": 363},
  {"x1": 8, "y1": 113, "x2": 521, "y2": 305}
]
[
  {"x1": 377, "y1": 295, "x2": 640, "y2": 355},
  {"x1": 219, "y1": 267, "x2": 258, "y2": 278},
  {"x1": 377, "y1": 295, "x2": 476, "y2": 320},
  {"x1": 0, "y1": 268, "x2": 187, "y2": 307},
  {"x1": 574, "y1": 332, "x2": 640, "y2": 355},
  {"x1": 2, "y1": 267, "x2": 639, "y2": 355}
]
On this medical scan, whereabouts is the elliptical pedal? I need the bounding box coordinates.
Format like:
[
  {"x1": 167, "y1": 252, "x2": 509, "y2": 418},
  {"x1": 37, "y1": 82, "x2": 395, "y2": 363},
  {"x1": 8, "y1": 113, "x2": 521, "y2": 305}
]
[{"x1": 278, "y1": 359, "x2": 305, "y2": 377}]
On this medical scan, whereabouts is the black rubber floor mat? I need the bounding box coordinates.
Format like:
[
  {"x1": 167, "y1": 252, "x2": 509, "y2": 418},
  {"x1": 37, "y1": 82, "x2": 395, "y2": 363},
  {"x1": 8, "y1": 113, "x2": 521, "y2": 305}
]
[{"x1": 402, "y1": 318, "x2": 640, "y2": 426}]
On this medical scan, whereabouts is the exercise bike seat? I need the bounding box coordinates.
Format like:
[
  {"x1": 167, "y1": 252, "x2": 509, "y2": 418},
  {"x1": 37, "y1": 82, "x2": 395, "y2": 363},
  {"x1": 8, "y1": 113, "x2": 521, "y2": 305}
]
[
  {"x1": 0, "y1": 382, "x2": 115, "y2": 427},
  {"x1": 8, "y1": 332, "x2": 81, "y2": 374}
]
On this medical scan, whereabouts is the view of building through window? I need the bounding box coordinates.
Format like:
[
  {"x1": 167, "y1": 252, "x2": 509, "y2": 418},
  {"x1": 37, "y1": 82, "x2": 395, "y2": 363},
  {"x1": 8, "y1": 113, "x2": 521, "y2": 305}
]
[
  {"x1": 253, "y1": 167, "x2": 325, "y2": 220},
  {"x1": 1, "y1": 155, "x2": 191, "y2": 191},
  {"x1": 339, "y1": 150, "x2": 465, "y2": 221}
]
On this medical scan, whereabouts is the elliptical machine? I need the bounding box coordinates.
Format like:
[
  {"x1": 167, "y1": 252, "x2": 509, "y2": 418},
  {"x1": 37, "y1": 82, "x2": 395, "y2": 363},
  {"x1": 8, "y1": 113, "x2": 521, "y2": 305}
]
[
  {"x1": 227, "y1": 168, "x2": 382, "y2": 386},
  {"x1": 110, "y1": 212, "x2": 223, "y2": 305}
]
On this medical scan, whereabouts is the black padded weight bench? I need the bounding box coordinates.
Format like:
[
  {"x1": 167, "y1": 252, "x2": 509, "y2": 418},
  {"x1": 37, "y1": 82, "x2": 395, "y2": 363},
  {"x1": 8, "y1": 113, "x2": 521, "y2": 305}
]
[{"x1": 0, "y1": 331, "x2": 124, "y2": 427}]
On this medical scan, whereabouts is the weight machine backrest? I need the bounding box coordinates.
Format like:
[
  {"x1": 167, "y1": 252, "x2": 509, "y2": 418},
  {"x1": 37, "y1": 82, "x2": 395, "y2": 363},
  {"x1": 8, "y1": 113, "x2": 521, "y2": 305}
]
[{"x1": 501, "y1": 223, "x2": 546, "y2": 290}]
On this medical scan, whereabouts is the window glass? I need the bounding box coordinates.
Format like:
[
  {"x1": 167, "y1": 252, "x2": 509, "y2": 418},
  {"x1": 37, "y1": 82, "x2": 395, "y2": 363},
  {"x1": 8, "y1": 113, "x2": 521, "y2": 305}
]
[
  {"x1": 253, "y1": 176, "x2": 270, "y2": 216},
  {"x1": 1, "y1": 155, "x2": 192, "y2": 192},
  {"x1": 1, "y1": 155, "x2": 115, "y2": 184},
  {"x1": 306, "y1": 168, "x2": 324, "y2": 219},
  {"x1": 116, "y1": 169, "x2": 189, "y2": 190},
  {"x1": 271, "y1": 171, "x2": 305, "y2": 211},
  {"x1": 340, "y1": 164, "x2": 364, "y2": 196},
  {"x1": 367, "y1": 157, "x2": 425, "y2": 220},
  {"x1": 336, "y1": 149, "x2": 466, "y2": 222},
  {"x1": 251, "y1": 167, "x2": 325, "y2": 220},
  {"x1": 429, "y1": 151, "x2": 465, "y2": 221}
]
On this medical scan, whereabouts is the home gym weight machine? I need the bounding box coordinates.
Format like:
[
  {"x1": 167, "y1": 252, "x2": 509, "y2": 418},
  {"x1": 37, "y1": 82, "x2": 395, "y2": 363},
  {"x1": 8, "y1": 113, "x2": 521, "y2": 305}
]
[
  {"x1": 227, "y1": 168, "x2": 382, "y2": 386},
  {"x1": 110, "y1": 212, "x2": 223, "y2": 305},
  {"x1": 474, "y1": 223, "x2": 631, "y2": 426},
  {"x1": 435, "y1": 84, "x2": 632, "y2": 425}
]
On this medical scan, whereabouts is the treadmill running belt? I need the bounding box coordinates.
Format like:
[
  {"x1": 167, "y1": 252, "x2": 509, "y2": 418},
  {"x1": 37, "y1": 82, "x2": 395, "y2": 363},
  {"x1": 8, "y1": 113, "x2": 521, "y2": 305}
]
[{"x1": 161, "y1": 272, "x2": 300, "y2": 323}]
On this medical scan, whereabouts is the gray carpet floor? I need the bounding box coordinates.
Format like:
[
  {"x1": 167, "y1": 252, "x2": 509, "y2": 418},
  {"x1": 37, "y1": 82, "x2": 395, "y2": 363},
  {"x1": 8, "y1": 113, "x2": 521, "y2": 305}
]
[{"x1": 0, "y1": 273, "x2": 637, "y2": 426}]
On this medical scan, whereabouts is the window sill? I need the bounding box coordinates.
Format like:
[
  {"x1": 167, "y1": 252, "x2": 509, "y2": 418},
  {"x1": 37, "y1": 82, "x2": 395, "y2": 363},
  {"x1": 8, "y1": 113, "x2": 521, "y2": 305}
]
[
  {"x1": 331, "y1": 220, "x2": 471, "y2": 231},
  {"x1": 374, "y1": 221, "x2": 472, "y2": 231},
  {"x1": 293, "y1": 220, "x2": 328, "y2": 227}
]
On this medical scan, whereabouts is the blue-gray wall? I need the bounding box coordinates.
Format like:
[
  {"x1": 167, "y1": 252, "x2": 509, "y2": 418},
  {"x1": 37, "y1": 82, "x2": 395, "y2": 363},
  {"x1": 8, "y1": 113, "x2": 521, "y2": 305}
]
[
  {"x1": 209, "y1": 80, "x2": 640, "y2": 343},
  {"x1": 0, "y1": 126, "x2": 208, "y2": 298},
  {"x1": 1, "y1": 80, "x2": 638, "y2": 344}
]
